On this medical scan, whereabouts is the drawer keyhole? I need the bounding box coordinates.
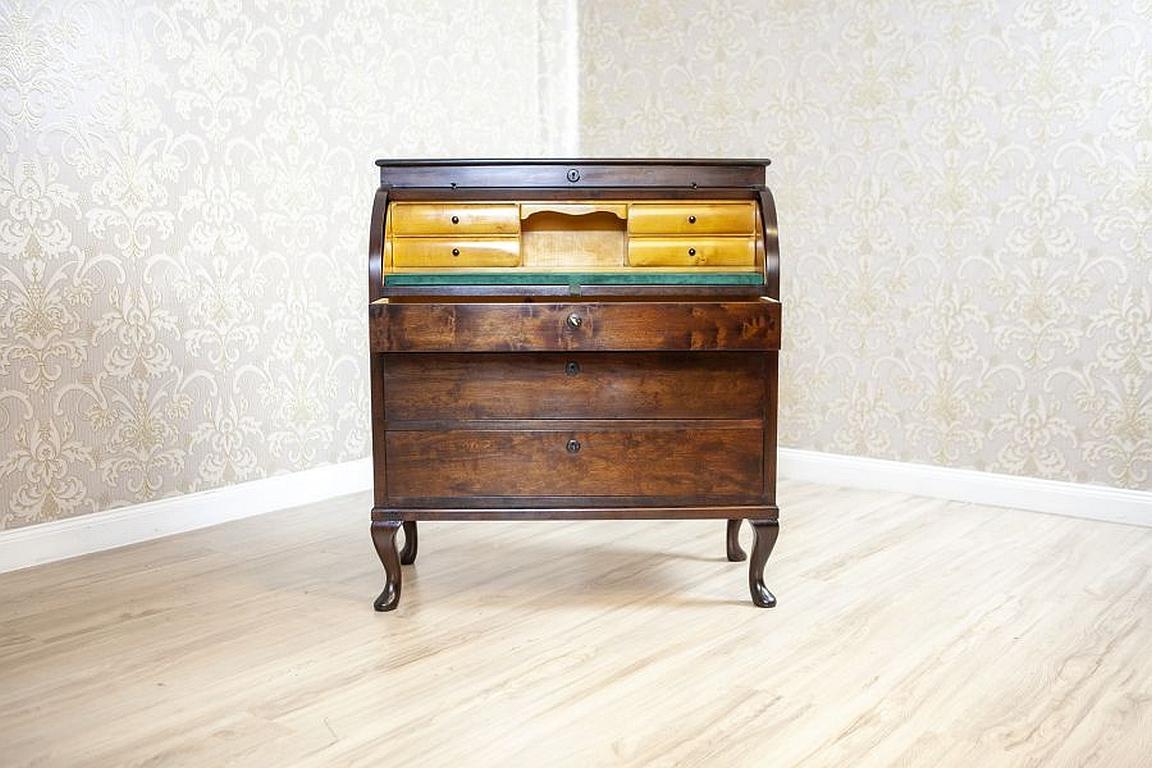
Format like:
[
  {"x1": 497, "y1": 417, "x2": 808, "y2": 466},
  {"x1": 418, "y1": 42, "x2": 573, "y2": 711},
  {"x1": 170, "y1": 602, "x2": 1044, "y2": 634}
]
[
  {"x1": 566, "y1": 313, "x2": 583, "y2": 329},
  {"x1": 566, "y1": 438, "x2": 581, "y2": 454},
  {"x1": 565, "y1": 361, "x2": 581, "y2": 376}
]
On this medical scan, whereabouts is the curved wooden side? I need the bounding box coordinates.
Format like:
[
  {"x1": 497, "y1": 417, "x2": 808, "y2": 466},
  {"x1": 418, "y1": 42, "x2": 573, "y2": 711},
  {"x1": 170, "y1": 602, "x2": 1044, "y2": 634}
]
[
  {"x1": 368, "y1": 186, "x2": 390, "y2": 303},
  {"x1": 756, "y1": 187, "x2": 780, "y2": 300}
]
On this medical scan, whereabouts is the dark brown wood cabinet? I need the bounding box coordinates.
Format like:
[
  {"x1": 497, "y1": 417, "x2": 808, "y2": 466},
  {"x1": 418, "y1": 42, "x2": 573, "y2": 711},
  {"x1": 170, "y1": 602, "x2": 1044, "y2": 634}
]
[{"x1": 368, "y1": 159, "x2": 781, "y2": 610}]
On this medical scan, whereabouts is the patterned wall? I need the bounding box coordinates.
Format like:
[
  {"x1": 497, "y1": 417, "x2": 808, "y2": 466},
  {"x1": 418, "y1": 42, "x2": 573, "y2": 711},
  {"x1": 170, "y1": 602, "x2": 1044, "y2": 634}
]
[
  {"x1": 0, "y1": 0, "x2": 575, "y2": 530},
  {"x1": 580, "y1": 0, "x2": 1152, "y2": 490},
  {"x1": 3, "y1": 0, "x2": 1148, "y2": 533}
]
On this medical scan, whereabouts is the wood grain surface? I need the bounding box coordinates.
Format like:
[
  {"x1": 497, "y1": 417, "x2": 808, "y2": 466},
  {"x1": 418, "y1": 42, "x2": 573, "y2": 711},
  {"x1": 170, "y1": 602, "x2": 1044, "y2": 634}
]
[
  {"x1": 370, "y1": 299, "x2": 781, "y2": 353},
  {"x1": 385, "y1": 425, "x2": 764, "y2": 500},
  {"x1": 382, "y1": 352, "x2": 767, "y2": 421},
  {"x1": 2, "y1": 481, "x2": 1150, "y2": 766}
]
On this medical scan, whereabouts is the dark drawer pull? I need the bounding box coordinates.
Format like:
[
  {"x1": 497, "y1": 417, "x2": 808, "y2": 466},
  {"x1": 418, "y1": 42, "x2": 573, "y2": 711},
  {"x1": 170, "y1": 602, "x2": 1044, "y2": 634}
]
[
  {"x1": 565, "y1": 361, "x2": 581, "y2": 376},
  {"x1": 688, "y1": 248, "x2": 696, "y2": 256},
  {"x1": 451, "y1": 247, "x2": 460, "y2": 256},
  {"x1": 451, "y1": 215, "x2": 460, "y2": 224},
  {"x1": 566, "y1": 438, "x2": 581, "y2": 454},
  {"x1": 688, "y1": 215, "x2": 697, "y2": 223},
  {"x1": 566, "y1": 313, "x2": 582, "y2": 329}
]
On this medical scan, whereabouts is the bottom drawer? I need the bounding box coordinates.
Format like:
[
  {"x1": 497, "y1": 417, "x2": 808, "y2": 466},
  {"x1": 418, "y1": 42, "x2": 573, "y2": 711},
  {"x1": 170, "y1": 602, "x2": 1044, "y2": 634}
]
[{"x1": 385, "y1": 426, "x2": 763, "y2": 502}]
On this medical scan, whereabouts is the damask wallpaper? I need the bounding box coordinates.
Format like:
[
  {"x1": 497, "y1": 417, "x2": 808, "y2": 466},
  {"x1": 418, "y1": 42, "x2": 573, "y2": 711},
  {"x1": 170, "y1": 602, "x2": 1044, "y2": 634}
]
[
  {"x1": 0, "y1": 0, "x2": 576, "y2": 530},
  {"x1": 581, "y1": 0, "x2": 1151, "y2": 491},
  {"x1": 2, "y1": 0, "x2": 1148, "y2": 534}
]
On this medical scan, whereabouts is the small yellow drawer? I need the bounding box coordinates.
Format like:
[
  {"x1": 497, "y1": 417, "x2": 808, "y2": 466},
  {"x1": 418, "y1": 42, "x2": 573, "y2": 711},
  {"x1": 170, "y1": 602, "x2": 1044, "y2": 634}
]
[
  {"x1": 391, "y1": 203, "x2": 520, "y2": 235},
  {"x1": 392, "y1": 237, "x2": 521, "y2": 268},
  {"x1": 628, "y1": 202, "x2": 756, "y2": 235},
  {"x1": 627, "y1": 237, "x2": 756, "y2": 267}
]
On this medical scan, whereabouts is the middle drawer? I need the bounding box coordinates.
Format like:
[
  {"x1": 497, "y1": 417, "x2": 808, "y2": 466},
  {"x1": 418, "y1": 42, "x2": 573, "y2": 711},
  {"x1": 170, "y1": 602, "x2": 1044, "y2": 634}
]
[{"x1": 383, "y1": 352, "x2": 766, "y2": 421}]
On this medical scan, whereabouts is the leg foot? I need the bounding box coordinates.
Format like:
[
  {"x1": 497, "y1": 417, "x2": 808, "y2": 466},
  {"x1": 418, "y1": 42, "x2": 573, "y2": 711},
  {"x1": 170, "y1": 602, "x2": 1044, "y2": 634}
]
[
  {"x1": 371, "y1": 520, "x2": 403, "y2": 612},
  {"x1": 748, "y1": 520, "x2": 779, "y2": 608},
  {"x1": 726, "y1": 519, "x2": 746, "y2": 561},
  {"x1": 400, "y1": 520, "x2": 418, "y2": 565}
]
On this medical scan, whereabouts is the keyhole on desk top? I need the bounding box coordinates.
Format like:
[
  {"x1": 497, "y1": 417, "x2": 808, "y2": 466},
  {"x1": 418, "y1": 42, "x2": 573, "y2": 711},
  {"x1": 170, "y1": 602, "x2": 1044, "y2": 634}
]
[{"x1": 565, "y1": 361, "x2": 581, "y2": 376}]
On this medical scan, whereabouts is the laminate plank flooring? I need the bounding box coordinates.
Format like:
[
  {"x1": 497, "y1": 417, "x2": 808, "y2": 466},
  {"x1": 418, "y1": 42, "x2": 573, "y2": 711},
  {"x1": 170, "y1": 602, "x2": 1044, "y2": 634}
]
[{"x1": 1, "y1": 480, "x2": 1151, "y2": 767}]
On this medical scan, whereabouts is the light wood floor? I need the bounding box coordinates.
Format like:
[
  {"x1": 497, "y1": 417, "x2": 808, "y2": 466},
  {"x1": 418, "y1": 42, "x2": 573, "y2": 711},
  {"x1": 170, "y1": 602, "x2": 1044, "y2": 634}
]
[{"x1": 2, "y1": 481, "x2": 1151, "y2": 767}]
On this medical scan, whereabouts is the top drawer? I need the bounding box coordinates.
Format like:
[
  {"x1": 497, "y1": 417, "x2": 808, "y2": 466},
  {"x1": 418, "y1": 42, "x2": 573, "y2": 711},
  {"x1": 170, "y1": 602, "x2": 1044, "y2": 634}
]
[
  {"x1": 371, "y1": 299, "x2": 781, "y2": 353},
  {"x1": 390, "y1": 203, "x2": 521, "y2": 235},
  {"x1": 628, "y1": 202, "x2": 756, "y2": 235}
]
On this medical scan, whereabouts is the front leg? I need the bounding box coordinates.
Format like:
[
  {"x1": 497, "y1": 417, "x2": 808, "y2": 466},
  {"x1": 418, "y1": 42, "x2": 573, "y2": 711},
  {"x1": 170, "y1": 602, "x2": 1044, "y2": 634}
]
[
  {"x1": 371, "y1": 520, "x2": 403, "y2": 611},
  {"x1": 748, "y1": 520, "x2": 779, "y2": 608}
]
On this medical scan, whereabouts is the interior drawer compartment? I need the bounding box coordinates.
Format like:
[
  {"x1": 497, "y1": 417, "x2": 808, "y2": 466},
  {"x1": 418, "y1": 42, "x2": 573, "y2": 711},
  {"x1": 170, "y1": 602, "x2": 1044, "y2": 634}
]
[
  {"x1": 390, "y1": 203, "x2": 521, "y2": 235},
  {"x1": 627, "y1": 236, "x2": 755, "y2": 267},
  {"x1": 628, "y1": 202, "x2": 756, "y2": 235},
  {"x1": 392, "y1": 237, "x2": 520, "y2": 268},
  {"x1": 371, "y1": 299, "x2": 781, "y2": 353},
  {"x1": 384, "y1": 352, "x2": 766, "y2": 421},
  {"x1": 385, "y1": 425, "x2": 764, "y2": 501}
]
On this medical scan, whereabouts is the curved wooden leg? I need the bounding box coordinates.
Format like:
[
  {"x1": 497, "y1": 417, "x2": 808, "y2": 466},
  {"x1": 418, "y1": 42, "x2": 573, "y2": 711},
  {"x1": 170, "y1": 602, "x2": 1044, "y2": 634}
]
[
  {"x1": 726, "y1": 519, "x2": 746, "y2": 561},
  {"x1": 400, "y1": 520, "x2": 418, "y2": 565},
  {"x1": 748, "y1": 520, "x2": 779, "y2": 608},
  {"x1": 371, "y1": 521, "x2": 403, "y2": 612}
]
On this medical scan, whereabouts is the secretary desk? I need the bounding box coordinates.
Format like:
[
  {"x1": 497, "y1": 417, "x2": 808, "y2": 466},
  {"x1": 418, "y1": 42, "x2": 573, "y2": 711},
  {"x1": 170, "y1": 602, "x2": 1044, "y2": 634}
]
[{"x1": 368, "y1": 159, "x2": 782, "y2": 611}]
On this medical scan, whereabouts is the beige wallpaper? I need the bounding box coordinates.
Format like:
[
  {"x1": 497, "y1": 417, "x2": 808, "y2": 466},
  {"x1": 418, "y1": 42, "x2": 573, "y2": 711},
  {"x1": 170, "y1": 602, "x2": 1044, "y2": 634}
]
[
  {"x1": 0, "y1": 0, "x2": 576, "y2": 530},
  {"x1": 580, "y1": 0, "x2": 1152, "y2": 491},
  {"x1": 2, "y1": 0, "x2": 1148, "y2": 533}
]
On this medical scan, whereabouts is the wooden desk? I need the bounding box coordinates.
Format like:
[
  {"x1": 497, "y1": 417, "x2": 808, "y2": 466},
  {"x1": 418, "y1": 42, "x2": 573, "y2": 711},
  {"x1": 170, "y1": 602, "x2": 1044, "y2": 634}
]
[{"x1": 368, "y1": 159, "x2": 782, "y2": 610}]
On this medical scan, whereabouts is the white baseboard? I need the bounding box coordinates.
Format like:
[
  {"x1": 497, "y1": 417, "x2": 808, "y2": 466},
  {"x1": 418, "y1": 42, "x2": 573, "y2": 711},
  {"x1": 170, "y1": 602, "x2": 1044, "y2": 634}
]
[
  {"x1": 779, "y1": 448, "x2": 1152, "y2": 527},
  {"x1": 0, "y1": 458, "x2": 372, "y2": 574},
  {"x1": 3, "y1": 451, "x2": 1148, "y2": 574}
]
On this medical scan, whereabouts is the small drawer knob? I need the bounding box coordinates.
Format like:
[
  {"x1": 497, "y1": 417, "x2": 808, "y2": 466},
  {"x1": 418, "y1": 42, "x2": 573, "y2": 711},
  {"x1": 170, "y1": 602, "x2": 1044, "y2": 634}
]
[
  {"x1": 451, "y1": 215, "x2": 460, "y2": 224},
  {"x1": 566, "y1": 313, "x2": 582, "y2": 329},
  {"x1": 687, "y1": 215, "x2": 697, "y2": 224},
  {"x1": 566, "y1": 438, "x2": 581, "y2": 454},
  {"x1": 565, "y1": 361, "x2": 581, "y2": 376},
  {"x1": 688, "y1": 248, "x2": 697, "y2": 256},
  {"x1": 451, "y1": 247, "x2": 460, "y2": 256}
]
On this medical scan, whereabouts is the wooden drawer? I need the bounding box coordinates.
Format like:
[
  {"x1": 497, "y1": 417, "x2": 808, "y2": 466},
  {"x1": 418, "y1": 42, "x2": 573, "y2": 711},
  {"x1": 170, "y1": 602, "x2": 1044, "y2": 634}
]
[
  {"x1": 371, "y1": 299, "x2": 780, "y2": 353},
  {"x1": 628, "y1": 202, "x2": 756, "y2": 235},
  {"x1": 390, "y1": 203, "x2": 520, "y2": 235},
  {"x1": 628, "y1": 237, "x2": 755, "y2": 267},
  {"x1": 385, "y1": 425, "x2": 763, "y2": 501},
  {"x1": 384, "y1": 352, "x2": 765, "y2": 421},
  {"x1": 392, "y1": 237, "x2": 520, "y2": 268}
]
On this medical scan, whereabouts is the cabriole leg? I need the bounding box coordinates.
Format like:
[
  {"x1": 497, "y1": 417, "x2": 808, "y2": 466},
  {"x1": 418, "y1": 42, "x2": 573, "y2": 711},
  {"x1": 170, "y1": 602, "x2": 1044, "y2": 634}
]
[
  {"x1": 371, "y1": 520, "x2": 403, "y2": 612},
  {"x1": 748, "y1": 520, "x2": 779, "y2": 608},
  {"x1": 400, "y1": 520, "x2": 418, "y2": 565},
  {"x1": 726, "y1": 518, "x2": 746, "y2": 561}
]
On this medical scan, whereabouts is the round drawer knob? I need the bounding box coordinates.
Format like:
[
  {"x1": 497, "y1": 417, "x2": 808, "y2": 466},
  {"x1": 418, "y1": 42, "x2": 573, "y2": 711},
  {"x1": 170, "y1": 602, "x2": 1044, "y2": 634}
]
[
  {"x1": 688, "y1": 248, "x2": 697, "y2": 256},
  {"x1": 451, "y1": 215, "x2": 460, "y2": 224},
  {"x1": 566, "y1": 438, "x2": 581, "y2": 454},
  {"x1": 688, "y1": 215, "x2": 697, "y2": 224},
  {"x1": 566, "y1": 313, "x2": 582, "y2": 329},
  {"x1": 565, "y1": 361, "x2": 581, "y2": 376},
  {"x1": 451, "y1": 247, "x2": 460, "y2": 256}
]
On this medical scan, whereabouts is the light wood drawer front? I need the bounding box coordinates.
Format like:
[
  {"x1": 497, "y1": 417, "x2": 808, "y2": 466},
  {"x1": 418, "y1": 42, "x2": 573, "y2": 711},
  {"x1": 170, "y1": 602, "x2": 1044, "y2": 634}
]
[
  {"x1": 372, "y1": 300, "x2": 781, "y2": 353},
  {"x1": 628, "y1": 202, "x2": 756, "y2": 235},
  {"x1": 384, "y1": 352, "x2": 766, "y2": 421},
  {"x1": 392, "y1": 237, "x2": 520, "y2": 268},
  {"x1": 391, "y1": 203, "x2": 520, "y2": 235},
  {"x1": 628, "y1": 237, "x2": 755, "y2": 267},
  {"x1": 386, "y1": 426, "x2": 763, "y2": 501}
]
